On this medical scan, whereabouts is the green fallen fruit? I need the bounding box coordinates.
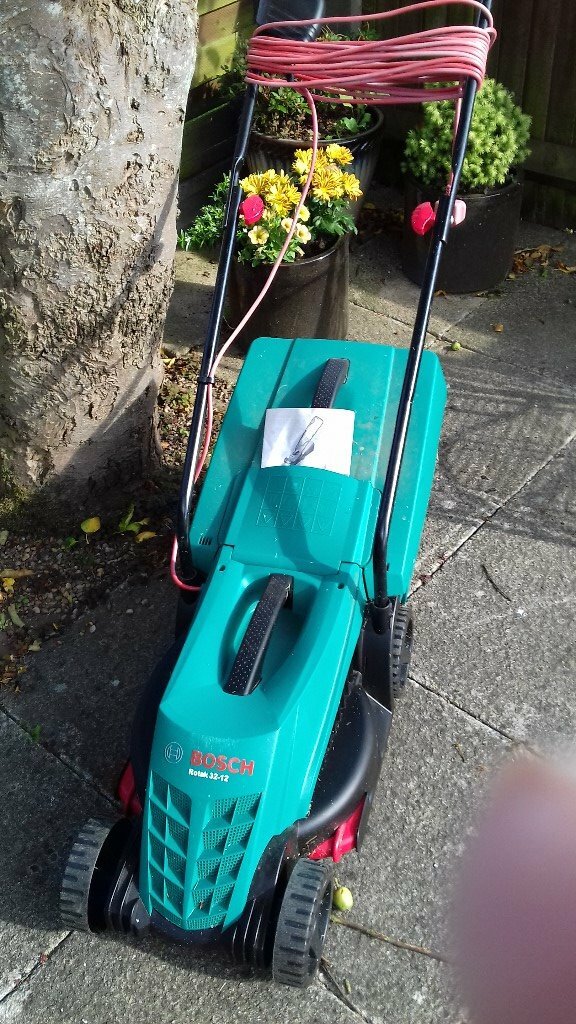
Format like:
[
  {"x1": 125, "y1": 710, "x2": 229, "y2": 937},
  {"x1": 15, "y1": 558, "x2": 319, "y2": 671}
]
[
  {"x1": 450, "y1": 341, "x2": 462, "y2": 352},
  {"x1": 333, "y1": 885, "x2": 354, "y2": 912}
]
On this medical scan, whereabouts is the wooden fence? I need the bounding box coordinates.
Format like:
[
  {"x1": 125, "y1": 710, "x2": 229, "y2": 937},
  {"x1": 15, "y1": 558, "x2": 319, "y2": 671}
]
[
  {"x1": 180, "y1": 0, "x2": 576, "y2": 228},
  {"x1": 362, "y1": 0, "x2": 576, "y2": 227}
]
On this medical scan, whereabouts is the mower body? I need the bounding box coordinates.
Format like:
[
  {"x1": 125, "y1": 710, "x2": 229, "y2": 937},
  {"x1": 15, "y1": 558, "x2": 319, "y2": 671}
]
[{"x1": 138, "y1": 336, "x2": 446, "y2": 939}]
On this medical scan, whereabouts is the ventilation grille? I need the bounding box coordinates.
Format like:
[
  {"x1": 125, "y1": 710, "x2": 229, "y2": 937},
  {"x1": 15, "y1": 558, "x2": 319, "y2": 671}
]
[
  {"x1": 147, "y1": 774, "x2": 191, "y2": 924},
  {"x1": 147, "y1": 775, "x2": 261, "y2": 931},
  {"x1": 189, "y1": 792, "x2": 261, "y2": 929}
]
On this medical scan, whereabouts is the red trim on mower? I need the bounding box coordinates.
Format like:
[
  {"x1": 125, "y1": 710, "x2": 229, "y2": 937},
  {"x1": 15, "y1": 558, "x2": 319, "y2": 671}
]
[
  {"x1": 308, "y1": 800, "x2": 364, "y2": 863},
  {"x1": 117, "y1": 762, "x2": 142, "y2": 817}
]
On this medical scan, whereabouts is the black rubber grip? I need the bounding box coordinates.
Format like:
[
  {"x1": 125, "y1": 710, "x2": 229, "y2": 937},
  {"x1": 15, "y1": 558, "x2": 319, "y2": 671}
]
[
  {"x1": 256, "y1": 1, "x2": 325, "y2": 39},
  {"x1": 312, "y1": 358, "x2": 350, "y2": 409},
  {"x1": 225, "y1": 574, "x2": 293, "y2": 696}
]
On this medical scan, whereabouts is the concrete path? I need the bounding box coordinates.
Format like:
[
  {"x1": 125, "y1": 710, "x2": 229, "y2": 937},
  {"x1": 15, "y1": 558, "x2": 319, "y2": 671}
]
[{"x1": 1, "y1": 214, "x2": 575, "y2": 1024}]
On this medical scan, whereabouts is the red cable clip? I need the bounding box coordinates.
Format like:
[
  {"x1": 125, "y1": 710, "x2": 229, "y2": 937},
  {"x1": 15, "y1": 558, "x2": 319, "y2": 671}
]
[
  {"x1": 411, "y1": 202, "x2": 436, "y2": 236},
  {"x1": 411, "y1": 198, "x2": 468, "y2": 236}
]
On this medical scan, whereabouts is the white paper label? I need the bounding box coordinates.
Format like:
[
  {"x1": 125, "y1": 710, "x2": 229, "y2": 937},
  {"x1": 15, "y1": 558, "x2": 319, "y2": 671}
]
[{"x1": 261, "y1": 408, "x2": 355, "y2": 476}]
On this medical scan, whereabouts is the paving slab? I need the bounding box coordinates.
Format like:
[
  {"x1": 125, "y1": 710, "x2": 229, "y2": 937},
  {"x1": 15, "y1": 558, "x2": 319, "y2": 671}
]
[
  {"x1": 445, "y1": 268, "x2": 576, "y2": 384},
  {"x1": 347, "y1": 303, "x2": 440, "y2": 350},
  {"x1": 411, "y1": 444, "x2": 576, "y2": 747},
  {"x1": 436, "y1": 344, "x2": 576, "y2": 502},
  {"x1": 1, "y1": 579, "x2": 176, "y2": 796},
  {"x1": 349, "y1": 233, "x2": 489, "y2": 340},
  {"x1": 0, "y1": 930, "x2": 357, "y2": 1024},
  {"x1": 414, "y1": 343, "x2": 576, "y2": 580},
  {"x1": 0, "y1": 714, "x2": 109, "y2": 1001},
  {"x1": 489, "y1": 437, "x2": 576, "y2": 548},
  {"x1": 324, "y1": 925, "x2": 459, "y2": 1024},
  {"x1": 163, "y1": 250, "x2": 217, "y2": 355},
  {"x1": 327, "y1": 682, "x2": 508, "y2": 955}
]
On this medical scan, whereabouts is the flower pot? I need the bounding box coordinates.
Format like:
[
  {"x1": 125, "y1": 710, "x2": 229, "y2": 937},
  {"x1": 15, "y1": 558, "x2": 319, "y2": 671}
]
[
  {"x1": 227, "y1": 235, "x2": 349, "y2": 353},
  {"x1": 402, "y1": 178, "x2": 524, "y2": 294},
  {"x1": 245, "y1": 110, "x2": 385, "y2": 222}
]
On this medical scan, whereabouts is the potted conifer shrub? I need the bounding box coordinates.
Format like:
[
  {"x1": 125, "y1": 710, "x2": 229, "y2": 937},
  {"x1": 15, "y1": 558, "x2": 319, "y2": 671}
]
[
  {"x1": 178, "y1": 146, "x2": 362, "y2": 350},
  {"x1": 402, "y1": 79, "x2": 531, "y2": 293}
]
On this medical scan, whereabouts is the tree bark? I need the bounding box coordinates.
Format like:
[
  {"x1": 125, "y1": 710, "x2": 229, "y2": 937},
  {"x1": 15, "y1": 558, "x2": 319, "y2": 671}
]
[{"x1": 0, "y1": 0, "x2": 197, "y2": 509}]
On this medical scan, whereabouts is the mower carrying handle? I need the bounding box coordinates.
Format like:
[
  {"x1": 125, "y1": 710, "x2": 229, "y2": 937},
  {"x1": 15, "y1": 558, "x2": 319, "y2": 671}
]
[
  {"x1": 224, "y1": 574, "x2": 293, "y2": 696},
  {"x1": 255, "y1": 1, "x2": 325, "y2": 39},
  {"x1": 313, "y1": 358, "x2": 349, "y2": 409}
]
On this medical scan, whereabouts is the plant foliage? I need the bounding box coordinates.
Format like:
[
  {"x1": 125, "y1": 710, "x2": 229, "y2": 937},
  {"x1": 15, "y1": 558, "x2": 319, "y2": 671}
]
[
  {"x1": 178, "y1": 147, "x2": 361, "y2": 267},
  {"x1": 403, "y1": 79, "x2": 531, "y2": 191}
]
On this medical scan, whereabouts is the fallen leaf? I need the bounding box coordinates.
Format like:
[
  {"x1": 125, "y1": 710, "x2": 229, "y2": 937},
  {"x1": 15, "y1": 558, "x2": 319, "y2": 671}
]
[
  {"x1": 493, "y1": 323, "x2": 504, "y2": 332},
  {"x1": 2, "y1": 578, "x2": 15, "y2": 593},
  {"x1": 135, "y1": 530, "x2": 157, "y2": 543},
  {"x1": 28, "y1": 640, "x2": 42, "y2": 652},
  {"x1": 118, "y1": 503, "x2": 135, "y2": 532},
  {"x1": 0, "y1": 569, "x2": 33, "y2": 579},
  {"x1": 7, "y1": 604, "x2": 24, "y2": 628},
  {"x1": 0, "y1": 530, "x2": 8, "y2": 545},
  {"x1": 81, "y1": 516, "x2": 101, "y2": 534}
]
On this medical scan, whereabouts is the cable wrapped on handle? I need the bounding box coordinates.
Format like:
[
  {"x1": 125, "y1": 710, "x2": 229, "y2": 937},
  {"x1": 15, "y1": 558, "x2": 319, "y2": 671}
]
[{"x1": 247, "y1": 0, "x2": 495, "y2": 105}]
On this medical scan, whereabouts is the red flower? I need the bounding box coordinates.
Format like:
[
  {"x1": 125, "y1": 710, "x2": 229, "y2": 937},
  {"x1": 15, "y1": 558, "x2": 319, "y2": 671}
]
[{"x1": 239, "y1": 194, "x2": 265, "y2": 226}]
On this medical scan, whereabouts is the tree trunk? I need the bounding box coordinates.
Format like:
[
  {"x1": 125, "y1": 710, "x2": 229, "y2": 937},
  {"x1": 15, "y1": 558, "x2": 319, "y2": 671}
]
[{"x1": 0, "y1": 0, "x2": 197, "y2": 512}]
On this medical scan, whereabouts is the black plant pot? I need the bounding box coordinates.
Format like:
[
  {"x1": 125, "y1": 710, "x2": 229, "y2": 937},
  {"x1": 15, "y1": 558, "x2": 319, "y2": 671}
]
[
  {"x1": 246, "y1": 110, "x2": 385, "y2": 222},
  {"x1": 402, "y1": 177, "x2": 524, "y2": 294},
  {"x1": 227, "y1": 235, "x2": 349, "y2": 353}
]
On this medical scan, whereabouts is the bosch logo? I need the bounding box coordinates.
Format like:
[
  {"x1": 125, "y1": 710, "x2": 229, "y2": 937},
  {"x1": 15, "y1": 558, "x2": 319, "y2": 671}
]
[
  {"x1": 164, "y1": 742, "x2": 184, "y2": 764},
  {"x1": 190, "y1": 750, "x2": 255, "y2": 775}
]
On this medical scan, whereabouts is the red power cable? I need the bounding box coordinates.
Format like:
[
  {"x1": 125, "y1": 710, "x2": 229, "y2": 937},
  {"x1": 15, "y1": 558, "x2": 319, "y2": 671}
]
[{"x1": 171, "y1": 1, "x2": 495, "y2": 591}]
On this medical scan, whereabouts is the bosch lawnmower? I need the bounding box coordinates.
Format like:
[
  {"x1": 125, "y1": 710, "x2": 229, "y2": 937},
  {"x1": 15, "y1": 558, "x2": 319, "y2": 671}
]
[{"x1": 60, "y1": 0, "x2": 495, "y2": 987}]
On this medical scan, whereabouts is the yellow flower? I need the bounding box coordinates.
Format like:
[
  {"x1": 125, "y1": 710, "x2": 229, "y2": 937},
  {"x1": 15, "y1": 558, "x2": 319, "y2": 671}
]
[
  {"x1": 293, "y1": 157, "x2": 309, "y2": 179},
  {"x1": 240, "y1": 172, "x2": 272, "y2": 197},
  {"x1": 312, "y1": 165, "x2": 345, "y2": 201},
  {"x1": 296, "y1": 224, "x2": 312, "y2": 243},
  {"x1": 298, "y1": 205, "x2": 310, "y2": 222},
  {"x1": 292, "y1": 148, "x2": 329, "y2": 182},
  {"x1": 326, "y1": 144, "x2": 354, "y2": 166},
  {"x1": 267, "y1": 171, "x2": 301, "y2": 216},
  {"x1": 341, "y1": 172, "x2": 363, "y2": 199},
  {"x1": 248, "y1": 225, "x2": 269, "y2": 245},
  {"x1": 281, "y1": 217, "x2": 293, "y2": 233}
]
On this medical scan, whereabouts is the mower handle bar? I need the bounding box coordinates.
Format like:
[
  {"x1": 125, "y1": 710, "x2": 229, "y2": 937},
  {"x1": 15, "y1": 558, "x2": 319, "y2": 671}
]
[{"x1": 177, "y1": 0, "x2": 494, "y2": 627}]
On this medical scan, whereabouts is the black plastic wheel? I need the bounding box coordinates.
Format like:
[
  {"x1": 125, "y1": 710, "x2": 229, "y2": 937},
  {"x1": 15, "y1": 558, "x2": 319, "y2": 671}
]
[
  {"x1": 60, "y1": 818, "x2": 115, "y2": 933},
  {"x1": 272, "y1": 858, "x2": 333, "y2": 988},
  {"x1": 391, "y1": 605, "x2": 414, "y2": 699}
]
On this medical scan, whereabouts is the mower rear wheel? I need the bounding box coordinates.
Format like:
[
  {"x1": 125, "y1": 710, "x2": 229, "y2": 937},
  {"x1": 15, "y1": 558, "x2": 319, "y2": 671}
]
[
  {"x1": 391, "y1": 605, "x2": 414, "y2": 699},
  {"x1": 60, "y1": 818, "x2": 117, "y2": 933},
  {"x1": 272, "y1": 858, "x2": 333, "y2": 988}
]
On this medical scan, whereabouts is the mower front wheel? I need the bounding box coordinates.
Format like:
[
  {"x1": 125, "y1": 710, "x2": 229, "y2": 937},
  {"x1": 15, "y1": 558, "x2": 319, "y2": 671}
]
[
  {"x1": 60, "y1": 818, "x2": 117, "y2": 933},
  {"x1": 272, "y1": 857, "x2": 333, "y2": 988}
]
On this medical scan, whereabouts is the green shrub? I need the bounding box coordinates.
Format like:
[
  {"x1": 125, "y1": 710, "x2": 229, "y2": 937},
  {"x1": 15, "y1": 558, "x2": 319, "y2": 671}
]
[{"x1": 403, "y1": 79, "x2": 531, "y2": 191}]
